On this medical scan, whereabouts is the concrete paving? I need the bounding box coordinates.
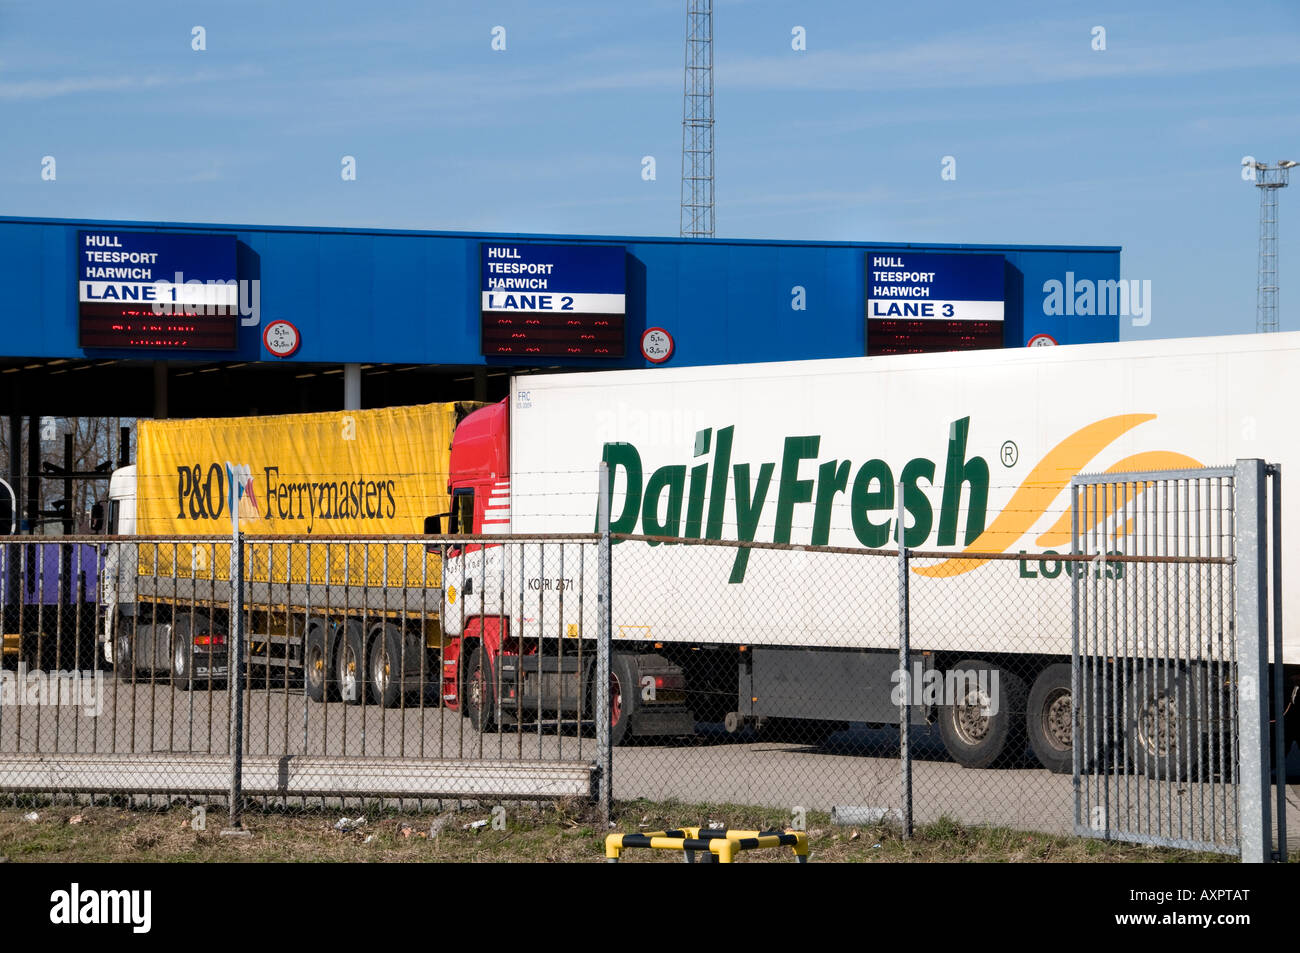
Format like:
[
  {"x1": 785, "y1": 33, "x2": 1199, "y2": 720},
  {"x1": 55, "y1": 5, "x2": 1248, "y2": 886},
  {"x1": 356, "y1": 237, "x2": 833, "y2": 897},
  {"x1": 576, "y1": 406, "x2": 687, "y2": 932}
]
[{"x1": 1, "y1": 674, "x2": 1296, "y2": 852}]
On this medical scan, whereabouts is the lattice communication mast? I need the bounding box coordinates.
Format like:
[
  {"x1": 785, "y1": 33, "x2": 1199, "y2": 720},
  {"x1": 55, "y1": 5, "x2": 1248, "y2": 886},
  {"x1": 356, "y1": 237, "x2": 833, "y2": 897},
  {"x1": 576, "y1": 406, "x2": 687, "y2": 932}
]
[
  {"x1": 680, "y1": 0, "x2": 714, "y2": 238},
  {"x1": 1254, "y1": 159, "x2": 1296, "y2": 333}
]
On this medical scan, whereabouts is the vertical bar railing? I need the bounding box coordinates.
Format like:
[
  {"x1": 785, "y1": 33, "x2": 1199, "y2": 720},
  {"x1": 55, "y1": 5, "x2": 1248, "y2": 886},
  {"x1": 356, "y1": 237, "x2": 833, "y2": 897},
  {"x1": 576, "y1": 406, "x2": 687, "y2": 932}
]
[
  {"x1": 227, "y1": 530, "x2": 246, "y2": 830},
  {"x1": 1235, "y1": 459, "x2": 1271, "y2": 863},
  {"x1": 596, "y1": 463, "x2": 613, "y2": 828},
  {"x1": 556, "y1": 543, "x2": 565, "y2": 763},
  {"x1": 896, "y1": 481, "x2": 912, "y2": 839},
  {"x1": 1267, "y1": 464, "x2": 1287, "y2": 862},
  {"x1": 534, "y1": 543, "x2": 543, "y2": 759},
  {"x1": 1073, "y1": 466, "x2": 1250, "y2": 855},
  {"x1": 1071, "y1": 482, "x2": 1082, "y2": 832}
]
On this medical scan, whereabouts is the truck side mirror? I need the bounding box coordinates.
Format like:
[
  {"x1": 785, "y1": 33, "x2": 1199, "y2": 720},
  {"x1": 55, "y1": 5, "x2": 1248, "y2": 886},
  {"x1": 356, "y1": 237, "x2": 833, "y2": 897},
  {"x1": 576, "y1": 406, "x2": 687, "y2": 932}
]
[
  {"x1": 424, "y1": 511, "x2": 458, "y2": 535},
  {"x1": 90, "y1": 502, "x2": 105, "y2": 535}
]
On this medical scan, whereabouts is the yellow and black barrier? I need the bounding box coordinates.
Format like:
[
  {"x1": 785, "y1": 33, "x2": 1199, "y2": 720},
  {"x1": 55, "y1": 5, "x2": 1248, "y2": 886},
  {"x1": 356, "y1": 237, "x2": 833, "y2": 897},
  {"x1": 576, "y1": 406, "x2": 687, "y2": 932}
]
[{"x1": 605, "y1": 827, "x2": 809, "y2": 863}]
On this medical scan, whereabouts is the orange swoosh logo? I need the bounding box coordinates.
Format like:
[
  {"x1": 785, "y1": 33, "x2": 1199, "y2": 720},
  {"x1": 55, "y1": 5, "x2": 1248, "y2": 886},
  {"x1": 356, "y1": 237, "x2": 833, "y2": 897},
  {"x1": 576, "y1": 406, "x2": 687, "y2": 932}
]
[
  {"x1": 912, "y1": 414, "x2": 1157, "y2": 578},
  {"x1": 1034, "y1": 450, "x2": 1204, "y2": 547}
]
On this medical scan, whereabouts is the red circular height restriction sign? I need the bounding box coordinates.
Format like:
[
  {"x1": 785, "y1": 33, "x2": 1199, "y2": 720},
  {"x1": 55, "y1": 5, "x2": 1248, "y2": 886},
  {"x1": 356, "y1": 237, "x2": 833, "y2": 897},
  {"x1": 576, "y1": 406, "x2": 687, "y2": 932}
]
[
  {"x1": 641, "y1": 327, "x2": 674, "y2": 363},
  {"x1": 263, "y1": 320, "x2": 301, "y2": 358}
]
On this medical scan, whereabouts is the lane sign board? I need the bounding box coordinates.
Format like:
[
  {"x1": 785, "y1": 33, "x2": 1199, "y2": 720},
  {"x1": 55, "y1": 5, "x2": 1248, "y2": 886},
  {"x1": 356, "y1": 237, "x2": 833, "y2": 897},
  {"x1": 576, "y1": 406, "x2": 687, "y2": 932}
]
[
  {"x1": 866, "y1": 251, "x2": 1005, "y2": 355},
  {"x1": 480, "y1": 243, "x2": 626, "y2": 358},
  {"x1": 78, "y1": 230, "x2": 239, "y2": 350}
]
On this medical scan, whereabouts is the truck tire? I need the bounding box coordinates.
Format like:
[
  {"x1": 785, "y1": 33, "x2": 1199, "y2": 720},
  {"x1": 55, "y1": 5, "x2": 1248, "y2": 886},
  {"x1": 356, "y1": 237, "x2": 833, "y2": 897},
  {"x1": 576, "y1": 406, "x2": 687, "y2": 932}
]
[
  {"x1": 369, "y1": 624, "x2": 405, "y2": 708},
  {"x1": 1026, "y1": 664, "x2": 1074, "y2": 773},
  {"x1": 170, "y1": 619, "x2": 193, "y2": 690},
  {"x1": 1027, "y1": 662, "x2": 1110, "y2": 774},
  {"x1": 171, "y1": 615, "x2": 219, "y2": 690},
  {"x1": 1126, "y1": 664, "x2": 1210, "y2": 781},
  {"x1": 466, "y1": 646, "x2": 496, "y2": 731},
  {"x1": 606, "y1": 654, "x2": 638, "y2": 746},
  {"x1": 937, "y1": 659, "x2": 1027, "y2": 769},
  {"x1": 304, "y1": 621, "x2": 336, "y2": 703},
  {"x1": 336, "y1": 621, "x2": 366, "y2": 705},
  {"x1": 115, "y1": 629, "x2": 135, "y2": 682}
]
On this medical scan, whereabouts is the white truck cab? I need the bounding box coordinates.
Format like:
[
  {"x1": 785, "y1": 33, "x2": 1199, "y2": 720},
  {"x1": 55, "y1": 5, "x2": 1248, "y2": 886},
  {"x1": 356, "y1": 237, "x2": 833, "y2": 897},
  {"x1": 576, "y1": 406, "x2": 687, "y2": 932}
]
[{"x1": 99, "y1": 464, "x2": 136, "y2": 663}]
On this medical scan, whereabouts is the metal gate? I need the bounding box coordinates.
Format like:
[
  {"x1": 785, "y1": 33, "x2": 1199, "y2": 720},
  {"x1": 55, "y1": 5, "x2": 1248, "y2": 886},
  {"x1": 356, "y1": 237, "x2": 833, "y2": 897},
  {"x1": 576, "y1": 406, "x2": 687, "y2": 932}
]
[{"x1": 1070, "y1": 460, "x2": 1283, "y2": 861}]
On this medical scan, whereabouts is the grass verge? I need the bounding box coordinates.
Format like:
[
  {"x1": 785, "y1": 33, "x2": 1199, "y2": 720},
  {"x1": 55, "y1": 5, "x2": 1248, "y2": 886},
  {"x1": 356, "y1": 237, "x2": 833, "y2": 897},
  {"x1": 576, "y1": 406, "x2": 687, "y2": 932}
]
[{"x1": 0, "y1": 799, "x2": 1236, "y2": 863}]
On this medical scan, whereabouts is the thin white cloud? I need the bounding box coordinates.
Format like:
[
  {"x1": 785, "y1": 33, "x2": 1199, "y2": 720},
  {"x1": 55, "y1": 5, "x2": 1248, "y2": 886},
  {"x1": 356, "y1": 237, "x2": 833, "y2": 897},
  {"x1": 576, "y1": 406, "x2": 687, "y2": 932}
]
[
  {"x1": 463, "y1": 24, "x2": 1300, "y2": 96},
  {"x1": 0, "y1": 74, "x2": 158, "y2": 100},
  {"x1": 253, "y1": 22, "x2": 1300, "y2": 122},
  {"x1": 0, "y1": 65, "x2": 263, "y2": 101},
  {"x1": 713, "y1": 29, "x2": 1300, "y2": 93},
  {"x1": 727, "y1": 186, "x2": 897, "y2": 209}
]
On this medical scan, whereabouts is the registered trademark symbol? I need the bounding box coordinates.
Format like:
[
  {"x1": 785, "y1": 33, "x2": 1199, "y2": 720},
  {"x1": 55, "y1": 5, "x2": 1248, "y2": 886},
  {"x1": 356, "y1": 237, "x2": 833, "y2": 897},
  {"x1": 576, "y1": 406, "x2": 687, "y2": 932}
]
[{"x1": 1001, "y1": 440, "x2": 1019, "y2": 467}]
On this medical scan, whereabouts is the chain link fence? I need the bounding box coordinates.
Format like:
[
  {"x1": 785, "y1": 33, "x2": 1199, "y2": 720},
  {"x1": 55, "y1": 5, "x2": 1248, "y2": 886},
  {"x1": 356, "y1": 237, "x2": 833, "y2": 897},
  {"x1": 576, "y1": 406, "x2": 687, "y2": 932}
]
[
  {"x1": 1, "y1": 535, "x2": 604, "y2": 813},
  {"x1": 603, "y1": 528, "x2": 1287, "y2": 859},
  {"x1": 606, "y1": 538, "x2": 1088, "y2": 834},
  {"x1": 605, "y1": 536, "x2": 902, "y2": 818},
  {"x1": 0, "y1": 471, "x2": 1291, "y2": 858}
]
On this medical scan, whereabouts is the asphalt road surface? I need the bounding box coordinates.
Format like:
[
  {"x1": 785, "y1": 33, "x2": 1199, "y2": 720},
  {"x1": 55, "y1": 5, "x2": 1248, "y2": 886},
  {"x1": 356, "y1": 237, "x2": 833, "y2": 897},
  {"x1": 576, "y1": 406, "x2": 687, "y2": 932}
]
[{"x1": 2, "y1": 673, "x2": 1296, "y2": 850}]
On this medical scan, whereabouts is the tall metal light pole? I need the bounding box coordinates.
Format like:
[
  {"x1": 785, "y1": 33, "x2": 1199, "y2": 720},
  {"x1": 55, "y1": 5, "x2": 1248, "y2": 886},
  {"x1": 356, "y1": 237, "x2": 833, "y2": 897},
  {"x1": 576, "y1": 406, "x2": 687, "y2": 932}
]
[
  {"x1": 680, "y1": 0, "x2": 714, "y2": 238},
  {"x1": 1254, "y1": 159, "x2": 1296, "y2": 333}
]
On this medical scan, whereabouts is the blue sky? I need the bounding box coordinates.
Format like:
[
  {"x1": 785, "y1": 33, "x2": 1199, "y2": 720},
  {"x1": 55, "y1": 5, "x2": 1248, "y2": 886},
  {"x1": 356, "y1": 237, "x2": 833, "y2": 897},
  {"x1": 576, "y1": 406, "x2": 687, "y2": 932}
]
[{"x1": 2, "y1": 0, "x2": 1297, "y2": 341}]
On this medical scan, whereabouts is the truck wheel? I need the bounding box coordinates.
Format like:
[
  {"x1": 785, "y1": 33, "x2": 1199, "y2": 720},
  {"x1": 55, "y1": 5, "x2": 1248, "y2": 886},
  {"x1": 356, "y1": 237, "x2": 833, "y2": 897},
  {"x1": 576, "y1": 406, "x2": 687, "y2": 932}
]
[
  {"x1": 1126, "y1": 665, "x2": 1207, "y2": 781},
  {"x1": 304, "y1": 622, "x2": 336, "y2": 703},
  {"x1": 336, "y1": 621, "x2": 366, "y2": 705},
  {"x1": 369, "y1": 624, "x2": 404, "y2": 708},
  {"x1": 605, "y1": 654, "x2": 638, "y2": 746},
  {"x1": 937, "y1": 660, "x2": 1027, "y2": 769},
  {"x1": 115, "y1": 630, "x2": 135, "y2": 682},
  {"x1": 466, "y1": 646, "x2": 496, "y2": 731},
  {"x1": 170, "y1": 620, "x2": 194, "y2": 690},
  {"x1": 171, "y1": 615, "x2": 219, "y2": 691},
  {"x1": 1026, "y1": 664, "x2": 1075, "y2": 773}
]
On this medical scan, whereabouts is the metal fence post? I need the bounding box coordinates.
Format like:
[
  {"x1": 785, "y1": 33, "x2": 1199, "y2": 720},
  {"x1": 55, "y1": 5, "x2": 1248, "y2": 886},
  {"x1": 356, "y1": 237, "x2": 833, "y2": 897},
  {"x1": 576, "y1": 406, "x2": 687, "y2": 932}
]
[
  {"x1": 1234, "y1": 459, "x2": 1270, "y2": 863},
  {"x1": 896, "y1": 482, "x2": 912, "y2": 839},
  {"x1": 1070, "y1": 480, "x2": 1083, "y2": 833},
  {"x1": 1267, "y1": 463, "x2": 1287, "y2": 862},
  {"x1": 227, "y1": 529, "x2": 246, "y2": 830},
  {"x1": 596, "y1": 462, "x2": 613, "y2": 828}
]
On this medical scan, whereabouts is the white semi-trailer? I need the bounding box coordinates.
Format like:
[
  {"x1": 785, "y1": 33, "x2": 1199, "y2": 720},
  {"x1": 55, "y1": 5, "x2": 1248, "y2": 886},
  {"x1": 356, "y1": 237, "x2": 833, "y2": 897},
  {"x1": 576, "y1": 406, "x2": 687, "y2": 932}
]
[{"x1": 440, "y1": 332, "x2": 1300, "y2": 771}]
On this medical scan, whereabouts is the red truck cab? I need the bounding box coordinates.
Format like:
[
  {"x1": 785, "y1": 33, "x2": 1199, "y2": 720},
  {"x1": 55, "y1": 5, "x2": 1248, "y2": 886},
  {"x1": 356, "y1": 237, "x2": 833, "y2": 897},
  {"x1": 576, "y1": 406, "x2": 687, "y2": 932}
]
[
  {"x1": 445, "y1": 399, "x2": 509, "y2": 538},
  {"x1": 439, "y1": 395, "x2": 692, "y2": 743},
  {"x1": 438, "y1": 399, "x2": 509, "y2": 710}
]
